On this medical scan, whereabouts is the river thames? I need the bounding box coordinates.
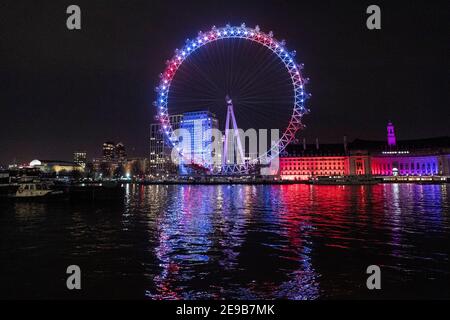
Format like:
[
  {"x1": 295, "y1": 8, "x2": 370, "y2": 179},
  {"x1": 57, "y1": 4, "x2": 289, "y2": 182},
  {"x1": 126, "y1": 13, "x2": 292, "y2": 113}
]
[{"x1": 0, "y1": 183, "x2": 449, "y2": 299}]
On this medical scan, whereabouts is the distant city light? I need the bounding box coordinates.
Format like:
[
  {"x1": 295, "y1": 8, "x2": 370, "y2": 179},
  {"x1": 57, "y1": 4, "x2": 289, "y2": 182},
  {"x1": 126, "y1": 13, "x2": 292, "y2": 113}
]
[{"x1": 382, "y1": 151, "x2": 410, "y2": 154}]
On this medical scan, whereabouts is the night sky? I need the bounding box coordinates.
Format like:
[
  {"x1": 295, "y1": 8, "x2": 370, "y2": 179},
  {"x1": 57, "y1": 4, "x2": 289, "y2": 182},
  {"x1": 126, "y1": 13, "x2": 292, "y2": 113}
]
[{"x1": 0, "y1": 0, "x2": 448, "y2": 164}]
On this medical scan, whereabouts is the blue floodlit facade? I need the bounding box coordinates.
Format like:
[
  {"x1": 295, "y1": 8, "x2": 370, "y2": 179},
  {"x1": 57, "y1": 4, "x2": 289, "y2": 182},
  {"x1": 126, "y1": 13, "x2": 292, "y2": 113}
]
[{"x1": 179, "y1": 111, "x2": 219, "y2": 174}]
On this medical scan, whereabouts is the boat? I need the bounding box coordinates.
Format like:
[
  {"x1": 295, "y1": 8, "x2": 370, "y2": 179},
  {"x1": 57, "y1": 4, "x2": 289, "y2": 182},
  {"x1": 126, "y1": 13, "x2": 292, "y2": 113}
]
[
  {"x1": 381, "y1": 175, "x2": 449, "y2": 184},
  {"x1": 0, "y1": 171, "x2": 19, "y2": 198},
  {"x1": 9, "y1": 182, "x2": 66, "y2": 200},
  {"x1": 309, "y1": 175, "x2": 380, "y2": 185}
]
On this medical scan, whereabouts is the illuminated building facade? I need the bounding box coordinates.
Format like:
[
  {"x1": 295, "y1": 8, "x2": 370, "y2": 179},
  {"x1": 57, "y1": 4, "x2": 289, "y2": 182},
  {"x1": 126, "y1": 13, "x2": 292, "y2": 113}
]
[
  {"x1": 387, "y1": 121, "x2": 396, "y2": 147},
  {"x1": 279, "y1": 143, "x2": 350, "y2": 180},
  {"x1": 368, "y1": 143, "x2": 449, "y2": 176},
  {"x1": 29, "y1": 159, "x2": 84, "y2": 174},
  {"x1": 179, "y1": 111, "x2": 218, "y2": 174},
  {"x1": 73, "y1": 151, "x2": 87, "y2": 169},
  {"x1": 371, "y1": 154, "x2": 440, "y2": 176},
  {"x1": 149, "y1": 123, "x2": 164, "y2": 174},
  {"x1": 149, "y1": 114, "x2": 183, "y2": 175},
  {"x1": 102, "y1": 142, "x2": 127, "y2": 162},
  {"x1": 352, "y1": 123, "x2": 450, "y2": 176},
  {"x1": 279, "y1": 123, "x2": 450, "y2": 180},
  {"x1": 115, "y1": 142, "x2": 127, "y2": 163},
  {"x1": 93, "y1": 141, "x2": 128, "y2": 178},
  {"x1": 102, "y1": 142, "x2": 116, "y2": 161}
]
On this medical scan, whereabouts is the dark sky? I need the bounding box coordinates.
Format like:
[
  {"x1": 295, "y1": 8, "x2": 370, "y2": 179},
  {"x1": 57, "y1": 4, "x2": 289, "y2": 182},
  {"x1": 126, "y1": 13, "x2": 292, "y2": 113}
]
[{"x1": 0, "y1": 0, "x2": 448, "y2": 164}]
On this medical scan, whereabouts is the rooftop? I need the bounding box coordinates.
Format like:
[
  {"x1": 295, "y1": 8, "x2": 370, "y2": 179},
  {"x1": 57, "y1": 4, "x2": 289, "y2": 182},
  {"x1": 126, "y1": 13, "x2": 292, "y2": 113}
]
[
  {"x1": 282, "y1": 136, "x2": 450, "y2": 157},
  {"x1": 349, "y1": 136, "x2": 450, "y2": 152}
]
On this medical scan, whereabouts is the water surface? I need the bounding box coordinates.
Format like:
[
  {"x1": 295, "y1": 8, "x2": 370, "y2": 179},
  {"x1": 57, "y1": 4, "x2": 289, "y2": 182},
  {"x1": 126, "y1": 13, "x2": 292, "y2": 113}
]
[{"x1": 0, "y1": 184, "x2": 448, "y2": 299}]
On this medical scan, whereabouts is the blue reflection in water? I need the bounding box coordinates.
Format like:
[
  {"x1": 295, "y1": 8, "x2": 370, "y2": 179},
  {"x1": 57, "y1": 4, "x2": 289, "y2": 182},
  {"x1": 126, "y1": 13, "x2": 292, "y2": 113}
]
[
  {"x1": 147, "y1": 184, "x2": 319, "y2": 299},
  {"x1": 143, "y1": 184, "x2": 449, "y2": 300},
  {"x1": 0, "y1": 183, "x2": 448, "y2": 299}
]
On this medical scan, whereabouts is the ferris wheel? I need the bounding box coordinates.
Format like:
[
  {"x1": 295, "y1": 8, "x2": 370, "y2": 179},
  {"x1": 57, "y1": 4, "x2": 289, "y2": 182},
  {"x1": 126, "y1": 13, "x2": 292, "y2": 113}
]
[{"x1": 154, "y1": 23, "x2": 310, "y2": 174}]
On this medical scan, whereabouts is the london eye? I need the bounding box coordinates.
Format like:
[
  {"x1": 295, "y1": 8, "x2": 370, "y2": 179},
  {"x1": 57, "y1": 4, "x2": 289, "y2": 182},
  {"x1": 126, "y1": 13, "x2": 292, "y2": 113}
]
[{"x1": 154, "y1": 23, "x2": 310, "y2": 174}]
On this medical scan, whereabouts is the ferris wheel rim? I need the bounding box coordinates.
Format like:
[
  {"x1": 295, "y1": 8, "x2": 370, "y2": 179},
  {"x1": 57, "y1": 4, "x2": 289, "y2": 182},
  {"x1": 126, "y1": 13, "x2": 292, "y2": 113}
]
[{"x1": 154, "y1": 23, "x2": 309, "y2": 174}]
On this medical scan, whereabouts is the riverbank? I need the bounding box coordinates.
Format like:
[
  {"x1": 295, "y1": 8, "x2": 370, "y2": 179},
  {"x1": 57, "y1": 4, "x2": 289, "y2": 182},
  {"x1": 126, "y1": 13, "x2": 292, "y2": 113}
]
[{"x1": 137, "y1": 175, "x2": 449, "y2": 185}]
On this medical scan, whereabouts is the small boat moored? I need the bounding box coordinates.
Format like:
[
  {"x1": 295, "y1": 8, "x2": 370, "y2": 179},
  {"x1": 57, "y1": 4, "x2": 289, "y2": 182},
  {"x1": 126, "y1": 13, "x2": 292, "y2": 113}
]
[
  {"x1": 309, "y1": 175, "x2": 380, "y2": 185},
  {"x1": 10, "y1": 182, "x2": 66, "y2": 200}
]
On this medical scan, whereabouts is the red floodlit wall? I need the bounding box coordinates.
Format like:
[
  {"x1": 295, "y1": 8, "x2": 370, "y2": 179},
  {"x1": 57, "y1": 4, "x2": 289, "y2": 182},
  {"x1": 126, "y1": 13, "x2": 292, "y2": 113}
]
[{"x1": 279, "y1": 156, "x2": 350, "y2": 180}]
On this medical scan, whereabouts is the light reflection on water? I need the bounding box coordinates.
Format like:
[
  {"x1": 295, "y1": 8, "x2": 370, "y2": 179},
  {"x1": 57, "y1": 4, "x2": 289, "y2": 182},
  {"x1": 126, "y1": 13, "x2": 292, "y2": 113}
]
[{"x1": 0, "y1": 184, "x2": 449, "y2": 299}]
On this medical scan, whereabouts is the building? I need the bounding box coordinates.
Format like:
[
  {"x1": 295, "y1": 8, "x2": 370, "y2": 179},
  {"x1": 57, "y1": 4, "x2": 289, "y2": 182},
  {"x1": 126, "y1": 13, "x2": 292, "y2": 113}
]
[
  {"x1": 92, "y1": 157, "x2": 119, "y2": 178},
  {"x1": 29, "y1": 159, "x2": 84, "y2": 174},
  {"x1": 352, "y1": 136, "x2": 450, "y2": 177},
  {"x1": 95, "y1": 141, "x2": 128, "y2": 178},
  {"x1": 179, "y1": 111, "x2": 219, "y2": 169},
  {"x1": 102, "y1": 142, "x2": 116, "y2": 161},
  {"x1": 387, "y1": 121, "x2": 396, "y2": 147},
  {"x1": 73, "y1": 151, "x2": 87, "y2": 169},
  {"x1": 278, "y1": 123, "x2": 450, "y2": 180},
  {"x1": 115, "y1": 142, "x2": 127, "y2": 163},
  {"x1": 149, "y1": 114, "x2": 183, "y2": 175},
  {"x1": 279, "y1": 141, "x2": 350, "y2": 180},
  {"x1": 149, "y1": 123, "x2": 164, "y2": 174}
]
